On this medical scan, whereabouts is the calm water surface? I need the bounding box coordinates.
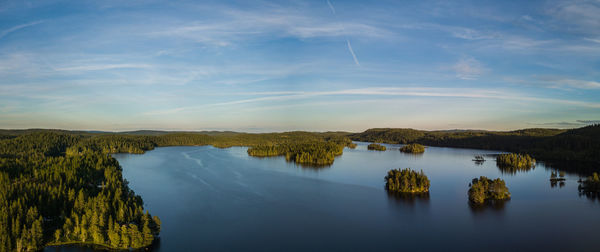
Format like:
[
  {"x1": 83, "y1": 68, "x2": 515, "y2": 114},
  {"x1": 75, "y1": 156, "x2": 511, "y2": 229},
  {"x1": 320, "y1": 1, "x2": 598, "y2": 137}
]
[{"x1": 48, "y1": 142, "x2": 600, "y2": 251}]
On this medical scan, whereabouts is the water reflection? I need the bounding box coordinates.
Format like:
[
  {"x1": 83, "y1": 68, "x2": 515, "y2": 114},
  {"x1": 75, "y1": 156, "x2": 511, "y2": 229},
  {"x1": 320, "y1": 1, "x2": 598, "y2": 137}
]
[
  {"x1": 496, "y1": 163, "x2": 535, "y2": 175},
  {"x1": 386, "y1": 192, "x2": 430, "y2": 212},
  {"x1": 550, "y1": 180, "x2": 565, "y2": 188},
  {"x1": 578, "y1": 191, "x2": 600, "y2": 202},
  {"x1": 542, "y1": 160, "x2": 598, "y2": 177},
  {"x1": 468, "y1": 200, "x2": 508, "y2": 214},
  {"x1": 549, "y1": 171, "x2": 566, "y2": 188},
  {"x1": 472, "y1": 155, "x2": 486, "y2": 165}
]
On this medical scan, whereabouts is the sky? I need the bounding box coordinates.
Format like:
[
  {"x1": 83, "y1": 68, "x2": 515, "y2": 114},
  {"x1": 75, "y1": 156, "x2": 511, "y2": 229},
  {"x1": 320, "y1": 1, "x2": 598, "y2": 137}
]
[{"x1": 0, "y1": 0, "x2": 599, "y2": 132}]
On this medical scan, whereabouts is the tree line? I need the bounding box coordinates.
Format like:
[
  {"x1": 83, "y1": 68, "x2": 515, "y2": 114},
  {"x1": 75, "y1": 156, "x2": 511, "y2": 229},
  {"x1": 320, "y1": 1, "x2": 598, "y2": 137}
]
[{"x1": 349, "y1": 124, "x2": 600, "y2": 166}]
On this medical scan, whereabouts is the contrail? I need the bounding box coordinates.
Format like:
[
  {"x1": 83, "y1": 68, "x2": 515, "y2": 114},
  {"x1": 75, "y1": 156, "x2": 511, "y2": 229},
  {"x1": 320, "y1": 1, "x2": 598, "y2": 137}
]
[
  {"x1": 326, "y1": 0, "x2": 336, "y2": 14},
  {"x1": 0, "y1": 20, "x2": 45, "y2": 39},
  {"x1": 346, "y1": 40, "x2": 360, "y2": 66},
  {"x1": 326, "y1": 0, "x2": 360, "y2": 66}
]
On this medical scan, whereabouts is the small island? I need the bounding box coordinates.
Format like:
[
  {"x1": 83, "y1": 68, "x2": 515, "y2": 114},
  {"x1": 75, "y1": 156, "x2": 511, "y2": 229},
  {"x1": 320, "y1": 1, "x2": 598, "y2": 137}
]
[
  {"x1": 399, "y1": 143, "x2": 425, "y2": 153},
  {"x1": 384, "y1": 168, "x2": 430, "y2": 193},
  {"x1": 496, "y1": 153, "x2": 535, "y2": 169},
  {"x1": 550, "y1": 171, "x2": 566, "y2": 182},
  {"x1": 578, "y1": 172, "x2": 600, "y2": 195},
  {"x1": 367, "y1": 143, "x2": 386, "y2": 151},
  {"x1": 468, "y1": 176, "x2": 511, "y2": 204},
  {"x1": 473, "y1": 155, "x2": 486, "y2": 165}
]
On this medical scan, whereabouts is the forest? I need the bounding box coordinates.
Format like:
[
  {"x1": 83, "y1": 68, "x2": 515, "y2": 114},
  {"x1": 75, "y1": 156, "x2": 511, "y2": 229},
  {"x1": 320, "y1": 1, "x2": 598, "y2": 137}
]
[
  {"x1": 384, "y1": 168, "x2": 430, "y2": 193},
  {"x1": 349, "y1": 124, "x2": 600, "y2": 166},
  {"x1": 367, "y1": 143, "x2": 386, "y2": 151},
  {"x1": 468, "y1": 177, "x2": 511, "y2": 204},
  {"x1": 0, "y1": 133, "x2": 161, "y2": 251},
  {"x1": 247, "y1": 141, "x2": 346, "y2": 166},
  {"x1": 399, "y1": 143, "x2": 425, "y2": 153}
]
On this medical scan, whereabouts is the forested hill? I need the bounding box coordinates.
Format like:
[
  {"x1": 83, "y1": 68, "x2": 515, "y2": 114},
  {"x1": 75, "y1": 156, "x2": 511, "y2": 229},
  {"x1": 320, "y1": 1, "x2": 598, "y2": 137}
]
[{"x1": 349, "y1": 125, "x2": 600, "y2": 164}]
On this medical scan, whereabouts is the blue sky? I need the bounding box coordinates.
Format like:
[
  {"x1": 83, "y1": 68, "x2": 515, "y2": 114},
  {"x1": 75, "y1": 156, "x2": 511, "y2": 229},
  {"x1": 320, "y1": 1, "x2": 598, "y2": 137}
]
[{"x1": 0, "y1": 0, "x2": 599, "y2": 132}]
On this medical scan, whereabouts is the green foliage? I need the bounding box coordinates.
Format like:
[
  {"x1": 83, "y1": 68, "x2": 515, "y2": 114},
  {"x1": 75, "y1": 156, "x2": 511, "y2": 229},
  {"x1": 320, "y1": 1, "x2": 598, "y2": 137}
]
[
  {"x1": 496, "y1": 153, "x2": 535, "y2": 174},
  {"x1": 0, "y1": 133, "x2": 160, "y2": 251},
  {"x1": 384, "y1": 168, "x2": 430, "y2": 193},
  {"x1": 399, "y1": 143, "x2": 425, "y2": 153},
  {"x1": 247, "y1": 141, "x2": 345, "y2": 166},
  {"x1": 367, "y1": 143, "x2": 386, "y2": 151},
  {"x1": 468, "y1": 176, "x2": 511, "y2": 204}
]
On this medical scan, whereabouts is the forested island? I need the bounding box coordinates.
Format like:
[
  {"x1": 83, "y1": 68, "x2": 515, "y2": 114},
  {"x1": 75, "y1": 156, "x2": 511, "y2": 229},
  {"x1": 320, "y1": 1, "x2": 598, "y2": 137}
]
[
  {"x1": 496, "y1": 154, "x2": 535, "y2": 168},
  {"x1": 367, "y1": 143, "x2": 386, "y2": 151},
  {"x1": 468, "y1": 177, "x2": 511, "y2": 204},
  {"x1": 399, "y1": 143, "x2": 425, "y2": 153},
  {"x1": 496, "y1": 154, "x2": 536, "y2": 174},
  {"x1": 247, "y1": 141, "x2": 346, "y2": 166},
  {"x1": 349, "y1": 124, "x2": 600, "y2": 166},
  {"x1": 384, "y1": 168, "x2": 430, "y2": 193}
]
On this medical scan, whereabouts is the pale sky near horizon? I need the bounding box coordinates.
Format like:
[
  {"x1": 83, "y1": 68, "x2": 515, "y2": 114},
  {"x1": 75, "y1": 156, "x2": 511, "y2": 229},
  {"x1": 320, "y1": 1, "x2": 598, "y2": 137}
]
[{"x1": 0, "y1": 0, "x2": 599, "y2": 132}]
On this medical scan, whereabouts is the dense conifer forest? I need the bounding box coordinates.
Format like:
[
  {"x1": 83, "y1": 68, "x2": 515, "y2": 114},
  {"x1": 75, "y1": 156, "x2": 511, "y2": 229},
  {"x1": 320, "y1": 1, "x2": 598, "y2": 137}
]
[
  {"x1": 0, "y1": 133, "x2": 161, "y2": 251},
  {"x1": 468, "y1": 177, "x2": 511, "y2": 204},
  {"x1": 384, "y1": 168, "x2": 430, "y2": 193},
  {"x1": 399, "y1": 143, "x2": 425, "y2": 153}
]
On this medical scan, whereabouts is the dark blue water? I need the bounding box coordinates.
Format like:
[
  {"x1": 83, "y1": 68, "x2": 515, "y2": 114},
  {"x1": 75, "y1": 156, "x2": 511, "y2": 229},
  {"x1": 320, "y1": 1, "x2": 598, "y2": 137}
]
[{"x1": 47, "y1": 142, "x2": 600, "y2": 251}]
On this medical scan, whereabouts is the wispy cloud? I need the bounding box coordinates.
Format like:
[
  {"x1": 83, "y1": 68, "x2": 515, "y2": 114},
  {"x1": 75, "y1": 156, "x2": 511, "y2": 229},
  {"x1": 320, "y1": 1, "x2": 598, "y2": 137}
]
[
  {"x1": 146, "y1": 4, "x2": 389, "y2": 47},
  {"x1": 55, "y1": 64, "x2": 152, "y2": 72},
  {"x1": 142, "y1": 87, "x2": 600, "y2": 116},
  {"x1": 0, "y1": 20, "x2": 45, "y2": 39},
  {"x1": 519, "y1": 76, "x2": 600, "y2": 89},
  {"x1": 452, "y1": 57, "x2": 486, "y2": 80},
  {"x1": 546, "y1": 0, "x2": 600, "y2": 36}
]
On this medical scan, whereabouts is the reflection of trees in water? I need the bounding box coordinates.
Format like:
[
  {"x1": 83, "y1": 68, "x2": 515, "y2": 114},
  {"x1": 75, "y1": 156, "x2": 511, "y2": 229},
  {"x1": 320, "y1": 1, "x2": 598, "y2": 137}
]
[
  {"x1": 496, "y1": 163, "x2": 535, "y2": 175},
  {"x1": 550, "y1": 180, "x2": 565, "y2": 188},
  {"x1": 578, "y1": 191, "x2": 600, "y2": 202},
  {"x1": 468, "y1": 199, "x2": 508, "y2": 213},
  {"x1": 386, "y1": 191, "x2": 430, "y2": 207},
  {"x1": 578, "y1": 172, "x2": 600, "y2": 203},
  {"x1": 295, "y1": 163, "x2": 332, "y2": 170},
  {"x1": 543, "y1": 161, "x2": 598, "y2": 177},
  {"x1": 549, "y1": 170, "x2": 566, "y2": 188}
]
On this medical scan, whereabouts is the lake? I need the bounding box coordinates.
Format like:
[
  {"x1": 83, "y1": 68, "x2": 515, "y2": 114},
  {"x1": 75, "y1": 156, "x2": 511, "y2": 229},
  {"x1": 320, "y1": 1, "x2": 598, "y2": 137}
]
[{"x1": 47, "y1": 142, "x2": 600, "y2": 251}]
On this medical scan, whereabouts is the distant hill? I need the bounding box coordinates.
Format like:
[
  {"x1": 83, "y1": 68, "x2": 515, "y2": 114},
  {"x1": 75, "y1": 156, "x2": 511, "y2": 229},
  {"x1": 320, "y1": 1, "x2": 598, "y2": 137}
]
[{"x1": 349, "y1": 125, "x2": 598, "y2": 164}]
